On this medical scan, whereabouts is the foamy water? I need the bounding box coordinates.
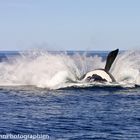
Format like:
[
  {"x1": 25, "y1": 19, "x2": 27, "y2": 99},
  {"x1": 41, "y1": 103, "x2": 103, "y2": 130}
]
[
  {"x1": 111, "y1": 50, "x2": 140, "y2": 87},
  {"x1": 0, "y1": 50, "x2": 140, "y2": 89}
]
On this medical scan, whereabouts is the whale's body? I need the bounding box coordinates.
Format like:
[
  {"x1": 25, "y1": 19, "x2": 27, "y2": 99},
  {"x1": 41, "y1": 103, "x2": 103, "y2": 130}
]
[
  {"x1": 81, "y1": 49, "x2": 119, "y2": 83},
  {"x1": 82, "y1": 69, "x2": 114, "y2": 82}
]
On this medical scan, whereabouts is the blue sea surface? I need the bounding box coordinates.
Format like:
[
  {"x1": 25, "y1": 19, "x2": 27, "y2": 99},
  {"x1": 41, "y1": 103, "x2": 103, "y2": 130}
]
[{"x1": 0, "y1": 51, "x2": 140, "y2": 140}]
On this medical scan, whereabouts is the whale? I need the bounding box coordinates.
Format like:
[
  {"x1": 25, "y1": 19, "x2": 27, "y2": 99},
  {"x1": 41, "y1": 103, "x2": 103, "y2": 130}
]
[{"x1": 81, "y1": 49, "x2": 119, "y2": 83}]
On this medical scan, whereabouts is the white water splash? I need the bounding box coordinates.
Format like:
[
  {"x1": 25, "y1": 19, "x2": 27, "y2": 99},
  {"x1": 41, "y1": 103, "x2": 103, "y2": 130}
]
[
  {"x1": 0, "y1": 50, "x2": 140, "y2": 89},
  {"x1": 111, "y1": 50, "x2": 140, "y2": 87},
  {"x1": 0, "y1": 50, "x2": 104, "y2": 89}
]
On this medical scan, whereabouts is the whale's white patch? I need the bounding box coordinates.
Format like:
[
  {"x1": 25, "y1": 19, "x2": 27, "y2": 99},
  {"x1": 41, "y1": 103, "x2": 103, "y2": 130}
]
[{"x1": 83, "y1": 69, "x2": 112, "y2": 82}]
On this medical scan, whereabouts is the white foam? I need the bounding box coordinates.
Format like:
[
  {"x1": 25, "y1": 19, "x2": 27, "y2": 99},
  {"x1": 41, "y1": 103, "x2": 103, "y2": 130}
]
[
  {"x1": 0, "y1": 49, "x2": 140, "y2": 89},
  {"x1": 110, "y1": 50, "x2": 140, "y2": 86}
]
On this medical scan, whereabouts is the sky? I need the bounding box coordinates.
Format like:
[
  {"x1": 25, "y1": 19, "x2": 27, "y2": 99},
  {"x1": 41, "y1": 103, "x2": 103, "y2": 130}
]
[{"x1": 0, "y1": 0, "x2": 140, "y2": 51}]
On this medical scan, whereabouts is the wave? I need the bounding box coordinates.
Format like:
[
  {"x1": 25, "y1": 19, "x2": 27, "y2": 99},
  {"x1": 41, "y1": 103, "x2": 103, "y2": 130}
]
[{"x1": 0, "y1": 50, "x2": 140, "y2": 89}]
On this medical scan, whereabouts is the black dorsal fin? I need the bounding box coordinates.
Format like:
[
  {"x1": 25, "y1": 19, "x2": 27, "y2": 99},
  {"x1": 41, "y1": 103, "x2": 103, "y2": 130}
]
[{"x1": 105, "y1": 49, "x2": 119, "y2": 72}]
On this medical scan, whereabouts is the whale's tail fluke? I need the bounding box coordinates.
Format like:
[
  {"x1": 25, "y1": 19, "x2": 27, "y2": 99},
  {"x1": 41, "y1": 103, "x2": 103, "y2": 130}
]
[{"x1": 105, "y1": 49, "x2": 119, "y2": 72}]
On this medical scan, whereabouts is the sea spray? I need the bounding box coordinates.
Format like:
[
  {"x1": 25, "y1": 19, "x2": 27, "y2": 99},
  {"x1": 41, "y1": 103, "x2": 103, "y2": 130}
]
[
  {"x1": 0, "y1": 50, "x2": 104, "y2": 89},
  {"x1": 111, "y1": 50, "x2": 140, "y2": 86},
  {"x1": 0, "y1": 50, "x2": 140, "y2": 89}
]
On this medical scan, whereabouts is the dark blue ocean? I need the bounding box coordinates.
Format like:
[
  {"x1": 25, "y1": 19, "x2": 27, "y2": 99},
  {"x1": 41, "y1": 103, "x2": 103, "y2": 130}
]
[{"x1": 0, "y1": 51, "x2": 140, "y2": 140}]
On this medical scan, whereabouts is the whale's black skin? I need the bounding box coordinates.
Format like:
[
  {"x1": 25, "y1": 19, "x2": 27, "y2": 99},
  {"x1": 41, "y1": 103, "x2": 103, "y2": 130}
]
[
  {"x1": 81, "y1": 49, "x2": 119, "y2": 82},
  {"x1": 87, "y1": 74, "x2": 107, "y2": 82}
]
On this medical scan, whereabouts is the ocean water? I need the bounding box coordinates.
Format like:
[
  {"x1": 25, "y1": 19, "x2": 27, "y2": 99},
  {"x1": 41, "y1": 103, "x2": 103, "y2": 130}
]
[{"x1": 0, "y1": 50, "x2": 140, "y2": 140}]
